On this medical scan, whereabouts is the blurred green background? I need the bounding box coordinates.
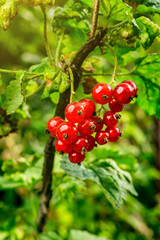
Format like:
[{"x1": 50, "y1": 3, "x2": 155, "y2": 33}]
[{"x1": 0, "y1": 1, "x2": 160, "y2": 240}]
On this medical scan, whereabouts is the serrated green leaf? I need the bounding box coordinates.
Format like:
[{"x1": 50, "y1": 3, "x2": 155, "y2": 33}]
[
  {"x1": 100, "y1": 0, "x2": 132, "y2": 21},
  {"x1": 61, "y1": 158, "x2": 137, "y2": 208},
  {"x1": 1, "y1": 71, "x2": 25, "y2": 114},
  {"x1": 136, "y1": 16, "x2": 160, "y2": 49},
  {"x1": 69, "y1": 230, "x2": 106, "y2": 240}
]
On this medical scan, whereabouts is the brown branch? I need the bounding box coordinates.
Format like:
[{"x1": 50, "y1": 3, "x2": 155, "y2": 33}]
[
  {"x1": 37, "y1": 27, "x2": 107, "y2": 232},
  {"x1": 90, "y1": 0, "x2": 100, "y2": 37}
]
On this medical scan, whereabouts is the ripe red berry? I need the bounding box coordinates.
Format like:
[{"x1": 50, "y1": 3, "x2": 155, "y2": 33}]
[
  {"x1": 79, "y1": 99, "x2": 96, "y2": 118},
  {"x1": 95, "y1": 131, "x2": 109, "y2": 145},
  {"x1": 109, "y1": 99, "x2": 123, "y2": 113},
  {"x1": 91, "y1": 116, "x2": 103, "y2": 132},
  {"x1": 85, "y1": 136, "x2": 95, "y2": 152},
  {"x1": 92, "y1": 83, "x2": 113, "y2": 104},
  {"x1": 103, "y1": 111, "x2": 121, "y2": 128},
  {"x1": 69, "y1": 151, "x2": 85, "y2": 164},
  {"x1": 55, "y1": 139, "x2": 72, "y2": 154},
  {"x1": 113, "y1": 83, "x2": 134, "y2": 104},
  {"x1": 46, "y1": 117, "x2": 64, "y2": 137},
  {"x1": 65, "y1": 102, "x2": 85, "y2": 123},
  {"x1": 122, "y1": 80, "x2": 138, "y2": 97},
  {"x1": 73, "y1": 136, "x2": 89, "y2": 154},
  {"x1": 106, "y1": 126, "x2": 121, "y2": 142},
  {"x1": 56, "y1": 122, "x2": 78, "y2": 144},
  {"x1": 78, "y1": 119, "x2": 96, "y2": 136}
]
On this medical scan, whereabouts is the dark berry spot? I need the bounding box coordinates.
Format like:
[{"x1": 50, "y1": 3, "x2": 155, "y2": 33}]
[
  {"x1": 45, "y1": 129, "x2": 50, "y2": 134},
  {"x1": 59, "y1": 151, "x2": 64, "y2": 155},
  {"x1": 103, "y1": 137, "x2": 108, "y2": 143},
  {"x1": 119, "y1": 132, "x2": 123, "y2": 137},
  {"x1": 63, "y1": 133, "x2": 68, "y2": 139},
  {"x1": 116, "y1": 114, "x2": 121, "y2": 119},
  {"x1": 129, "y1": 96, "x2": 134, "y2": 101},
  {"x1": 135, "y1": 94, "x2": 138, "y2": 98},
  {"x1": 77, "y1": 162, "x2": 81, "y2": 166},
  {"x1": 92, "y1": 111, "x2": 96, "y2": 116},
  {"x1": 95, "y1": 143, "x2": 98, "y2": 147},
  {"x1": 77, "y1": 109, "x2": 83, "y2": 115},
  {"x1": 97, "y1": 118, "x2": 102, "y2": 124},
  {"x1": 81, "y1": 147, "x2": 86, "y2": 152},
  {"x1": 90, "y1": 124, "x2": 96, "y2": 130},
  {"x1": 102, "y1": 94, "x2": 108, "y2": 100}
]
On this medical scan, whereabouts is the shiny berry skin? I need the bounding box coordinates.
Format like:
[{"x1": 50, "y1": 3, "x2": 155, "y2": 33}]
[
  {"x1": 55, "y1": 139, "x2": 72, "y2": 154},
  {"x1": 78, "y1": 119, "x2": 96, "y2": 136},
  {"x1": 106, "y1": 126, "x2": 121, "y2": 142},
  {"x1": 103, "y1": 111, "x2": 120, "y2": 128},
  {"x1": 92, "y1": 83, "x2": 113, "y2": 105},
  {"x1": 113, "y1": 83, "x2": 134, "y2": 104},
  {"x1": 95, "y1": 131, "x2": 109, "y2": 145},
  {"x1": 85, "y1": 136, "x2": 95, "y2": 152},
  {"x1": 56, "y1": 122, "x2": 78, "y2": 144},
  {"x1": 109, "y1": 99, "x2": 123, "y2": 113},
  {"x1": 65, "y1": 102, "x2": 85, "y2": 123},
  {"x1": 92, "y1": 116, "x2": 103, "y2": 132},
  {"x1": 46, "y1": 117, "x2": 64, "y2": 137},
  {"x1": 79, "y1": 99, "x2": 96, "y2": 118},
  {"x1": 69, "y1": 151, "x2": 85, "y2": 164},
  {"x1": 122, "y1": 80, "x2": 138, "y2": 97},
  {"x1": 73, "y1": 136, "x2": 89, "y2": 154}
]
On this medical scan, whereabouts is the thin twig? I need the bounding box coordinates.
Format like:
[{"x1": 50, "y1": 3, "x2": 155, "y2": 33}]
[
  {"x1": 41, "y1": 6, "x2": 54, "y2": 66},
  {"x1": 90, "y1": 0, "x2": 100, "y2": 37},
  {"x1": 104, "y1": 44, "x2": 117, "y2": 85}
]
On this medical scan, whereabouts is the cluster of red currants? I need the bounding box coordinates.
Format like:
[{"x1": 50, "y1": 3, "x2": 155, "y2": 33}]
[{"x1": 46, "y1": 80, "x2": 138, "y2": 165}]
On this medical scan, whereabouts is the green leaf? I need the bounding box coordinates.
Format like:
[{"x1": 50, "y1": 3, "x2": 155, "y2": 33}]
[
  {"x1": 100, "y1": 0, "x2": 132, "y2": 21},
  {"x1": 69, "y1": 230, "x2": 106, "y2": 240},
  {"x1": 1, "y1": 71, "x2": 25, "y2": 114},
  {"x1": 0, "y1": 0, "x2": 55, "y2": 30},
  {"x1": 133, "y1": 54, "x2": 160, "y2": 118},
  {"x1": 136, "y1": 16, "x2": 160, "y2": 49},
  {"x1": 61, "y1": 158, "x2": 137, "y2": 208}
]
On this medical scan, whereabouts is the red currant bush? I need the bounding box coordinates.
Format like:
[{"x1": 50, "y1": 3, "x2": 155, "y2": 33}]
[
  {"x1": 78, "y1": 119, "x2": 96, "y2": 136},
  {"x1": 56, "y1": 122, "x2": 78, "y2": 144},
  {"x1": 95, "y1": 131, "x2": 109, "y2": 145},
  {"x1": 73, "y1": 136, "x2": 89, "y2": 154},
  {"x1": 46, "y1": 117, "x2": 64, "y2": 137},
  {"x1": 106, "y1": 126, "x2": 121, "y2": 142},
  {"x1": 79, "y1": 99, "x2": 96, "y2": 118},
  {"x1": 65, "y1": 102, "x2": 85, "y2": 123},
  {"x1": 113, "y1": 83, "x2": 135, "y2": 104},
  {"x1": 103, "y1": 111, "x2": 121, "y2": 128},
  {"x1": 92, "y1": 83, "x2": 113, "y2": 105}
]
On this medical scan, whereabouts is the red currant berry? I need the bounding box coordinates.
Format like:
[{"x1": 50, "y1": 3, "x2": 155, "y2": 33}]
[
  {"x1": 122, "y1": 80, "x2": 138, "y2": 97},
  {"x1": 95, "y1": 131, "x2": 109, "y2": 145},
  {"x1": 109, "y1": 99, "x2": 123, "y2": 113},
  {"x1": 69, "y1": 151, "x2": 85, "y2": 164},
  {"x1": 91, "y1": 116, "x2": 103, "y2": 132},
  {"x1": 56, "y1": 122, "x2": 78, "y2": 144},
  {"x1": 103, "y1": 111, "x2": 121, "y2": 128},
  {"x1": 46, "y1": 117, "x2": 64, "y2": 137},
  {"x1": 92, "y1": 83, "x2": 113, "y2": 105},
  {"x1": 73, "y1": 136, "x2": 89, "y2": 154},
  {"x1": 79, "y1": 99, "x2": 96, "y2": 118},
  {"x1": 85, "y1": 136, "x2": 95, "y2": 152},
  {"x1": 113, "y1": 83, "x2": 134, "y2": 104},
  {"x1": 65, "y1": 102, "x2": 85, "y2": 123},
  {"x1": 55, "y1": 139, "x2": 72, "y2": 154},
  {"x1": 78, "y1": 119, "x2": 96, "y2": 136},
  {"x1": 106, "y1": 126, "x2": 121, "y2": 142}
]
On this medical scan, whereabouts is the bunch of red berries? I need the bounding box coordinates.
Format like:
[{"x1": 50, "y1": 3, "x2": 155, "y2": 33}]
[{"x1": 46, "y1": 80, "x2": 138, "y2": 165}]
